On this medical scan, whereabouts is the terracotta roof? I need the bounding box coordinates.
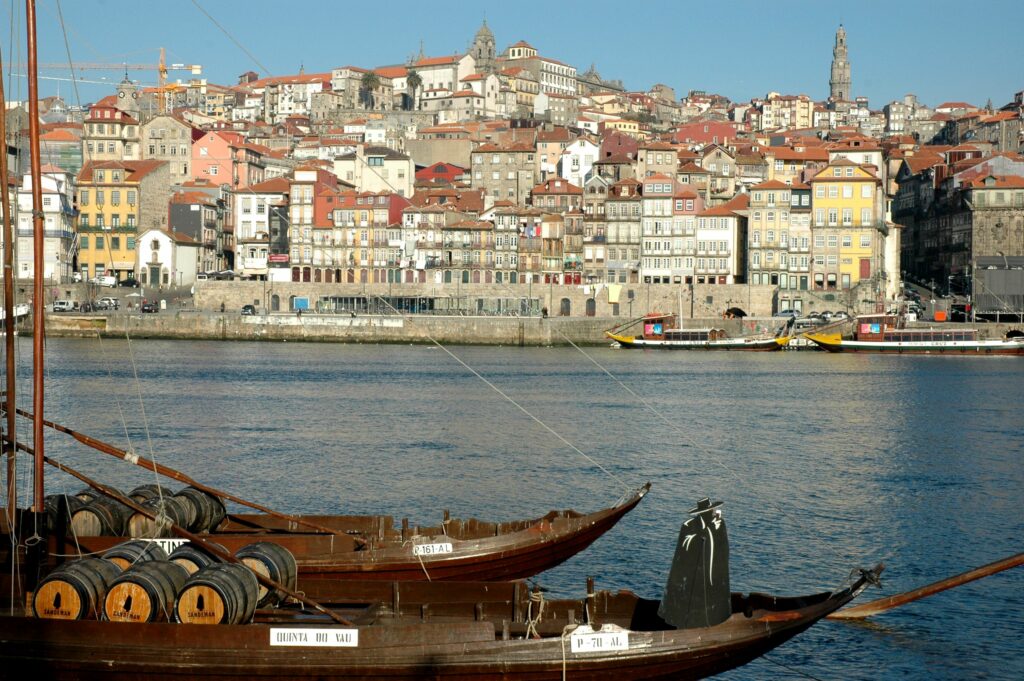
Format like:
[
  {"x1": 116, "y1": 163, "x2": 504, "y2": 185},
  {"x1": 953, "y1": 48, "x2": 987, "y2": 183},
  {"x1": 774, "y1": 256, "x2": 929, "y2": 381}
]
[
  {"x1": 750, "y1": 179, "x2": 790, "y2": 190},
  {"x1": 936, "y1": 101, "x2": 976, "y2": 110},
  {"x1": 965, "y1": 174, "x2": 1024, "y2": 189},
  {"x1": 699, "y1": 193, "x2": 749, "y2": 217},
  {"x1": 77, "y1": 159, "x2": 166, "y2": 183},
  {"x1": 509, "y1": 40, "x2": 534, "y2": 49},
  {"x1": 40, "y1": 129, "x2": 80, "y2": 142},
  {"x1": 678, "y1": 161, "x2": 709, "y2": 174},
  {"x1": 237, "y1": 176, "x2": 291, "y2": 193},
  {"x1": 374, "y1": 66, "x2": 408, "y2": 79},
  {"x1": 415, "y1": 54, "x2": 464, "y2": 67}
]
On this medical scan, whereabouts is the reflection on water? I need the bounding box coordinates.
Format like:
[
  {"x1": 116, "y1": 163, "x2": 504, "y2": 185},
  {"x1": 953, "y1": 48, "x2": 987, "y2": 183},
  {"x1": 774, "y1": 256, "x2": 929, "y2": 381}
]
[{"x1": 11, "y1": 338, "x2": 1024, "y2": 680}]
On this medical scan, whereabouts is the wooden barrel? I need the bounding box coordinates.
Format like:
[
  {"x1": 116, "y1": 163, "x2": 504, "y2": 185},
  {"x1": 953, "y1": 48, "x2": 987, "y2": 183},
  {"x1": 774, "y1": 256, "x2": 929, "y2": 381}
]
[
  {"x1": 33, "y1": 558, "x2": 122, "y2": 620},
  {"x1": 70, "y1": 496, "x2": 132, "y2": 537},
  {"x1": 104, "y1": 561, "x2": 189, "y2": 623},
  {"x1": 236, "y1": 542, "x2": 297, "y2": 607},
  {"x1": 128, "y1": 484, "x2": 171, "y2": 503},
  {"x1": 102, "y1": 539, "x2": 169, "y2": 570},
  {"x1": 175, "y1": 564, "x2": 259, "y2": 625},
  {"x1": 127, "y1": 496, "x2": 191, "y2": 538},
  {"x1": 174, "y1": 487, "x2": 226, "y2": 533},
  {"x1": 168, "y1": 541, "x2": 226, "y2": 575},
  {"x1": 74, "y1": 487, "x2": 102, "y2": 503},
  {"x1": 44, "y1": 494, "x2": 86, "y2": 530}
]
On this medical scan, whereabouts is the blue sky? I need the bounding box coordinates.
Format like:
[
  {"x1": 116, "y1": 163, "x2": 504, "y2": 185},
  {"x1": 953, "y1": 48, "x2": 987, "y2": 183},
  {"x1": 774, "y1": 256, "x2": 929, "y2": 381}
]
[{"x1": 12, "y1": 0, "x2": 1023, "y2": 110}]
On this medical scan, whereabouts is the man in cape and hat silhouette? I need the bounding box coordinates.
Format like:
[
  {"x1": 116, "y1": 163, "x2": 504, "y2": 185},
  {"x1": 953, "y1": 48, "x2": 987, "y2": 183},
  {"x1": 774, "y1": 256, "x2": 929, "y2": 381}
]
[{"x1": 658, "y1": 497, "x2": 731, "y2": 629}]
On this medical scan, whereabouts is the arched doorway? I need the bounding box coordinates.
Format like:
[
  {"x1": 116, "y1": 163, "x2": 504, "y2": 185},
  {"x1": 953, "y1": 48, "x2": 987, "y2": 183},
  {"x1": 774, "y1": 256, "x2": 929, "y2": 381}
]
[
  {"x1": 559, "y1": 298, "x2": 571, "y2": 316},
  {"x1": 314, "y1": 269, "x2": 322, "y2": 283},
  {"x1": 291, "y1": 267, "x2": 300, "y2": 282},
  {"x1": 302, "y1": 267, "x2": 311, "y2": 282},
  {"x1": 289, "y1": 295, "x2": 297, "y2": 311},
  {"x1": 271, "y1": 294, "x2": 280, "y2": 312},
  {"x1": 585, "y1": 298, "x2": 596, "y2": 317}
]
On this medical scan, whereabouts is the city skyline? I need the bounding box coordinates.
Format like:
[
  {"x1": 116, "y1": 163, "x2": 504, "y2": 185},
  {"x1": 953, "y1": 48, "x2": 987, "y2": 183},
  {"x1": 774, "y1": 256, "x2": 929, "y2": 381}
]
[{"x1": 12, "y1": 0, "x2": 1024, "y2": 109}]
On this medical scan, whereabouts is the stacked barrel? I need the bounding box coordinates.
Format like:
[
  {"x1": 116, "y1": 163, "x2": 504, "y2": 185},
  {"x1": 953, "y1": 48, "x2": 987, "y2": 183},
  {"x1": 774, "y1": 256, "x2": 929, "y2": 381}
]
[
  {"x1": 43, "y1": 484, "x2": 226, "y2": 538},
  {"x1": 33, "y1": 540, "x2": 297, "y2": 626}
]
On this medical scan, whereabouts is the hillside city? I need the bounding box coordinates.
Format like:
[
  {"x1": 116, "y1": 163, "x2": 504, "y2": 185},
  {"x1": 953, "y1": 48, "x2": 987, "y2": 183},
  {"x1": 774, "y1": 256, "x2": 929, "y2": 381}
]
[{"x1": 4, "y1": 22, "x2": 1024, "y2": 319}]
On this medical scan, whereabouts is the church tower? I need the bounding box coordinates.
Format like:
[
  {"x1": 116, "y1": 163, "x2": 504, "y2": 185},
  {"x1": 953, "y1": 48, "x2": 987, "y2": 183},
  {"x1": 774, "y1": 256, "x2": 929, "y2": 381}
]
[
  {"x1": 470, "y1": 19, "x2": 496, "y2": 73},
  {"x1": 829, "y1": 25, "x2": 851, "y2": 102}
]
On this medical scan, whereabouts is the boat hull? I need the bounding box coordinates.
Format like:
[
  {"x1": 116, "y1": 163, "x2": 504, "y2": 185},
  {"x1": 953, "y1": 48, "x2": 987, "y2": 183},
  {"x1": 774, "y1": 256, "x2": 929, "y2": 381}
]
[
  {"x1": 804, "y1": 335, "x2": 1024, "y2": 355},
  {"x1": 607, "y1": 333, "x2": 787, "y2": 351},
  {"x1": 0, "y1": 573, "x2": 873, "y2": 680}
]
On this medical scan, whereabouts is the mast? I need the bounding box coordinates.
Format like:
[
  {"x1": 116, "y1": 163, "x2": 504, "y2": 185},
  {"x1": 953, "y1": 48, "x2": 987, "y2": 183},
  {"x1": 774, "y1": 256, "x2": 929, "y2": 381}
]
[
  {"x1": 0, "y1": 39, "x2": 16, "y2": 520},
  {"x1": 25, "y1": 0, "x2": 44, "y2": 512}
]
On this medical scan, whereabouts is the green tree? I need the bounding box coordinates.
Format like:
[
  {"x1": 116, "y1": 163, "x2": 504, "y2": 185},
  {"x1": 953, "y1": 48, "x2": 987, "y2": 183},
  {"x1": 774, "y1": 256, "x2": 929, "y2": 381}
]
[
  {"x1": 405, "y1": 69, "x2": 422, "y2": 111},
  {"x1": 360, "y1": 71, "x2": 381, "y2": 110}
]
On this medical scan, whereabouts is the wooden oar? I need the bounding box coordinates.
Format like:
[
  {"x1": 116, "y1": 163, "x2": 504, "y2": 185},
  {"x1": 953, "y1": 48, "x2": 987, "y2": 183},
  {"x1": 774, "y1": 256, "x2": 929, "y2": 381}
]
[
  {"x1": 828, "y1": 551, "x2": 1024, "y2": 620},
  {"x1": 18, "y1": 442, "x2": 354, "y2": 626},
  {"x1": 8, "y1": 409, "x2": 364, "y2": 543}
]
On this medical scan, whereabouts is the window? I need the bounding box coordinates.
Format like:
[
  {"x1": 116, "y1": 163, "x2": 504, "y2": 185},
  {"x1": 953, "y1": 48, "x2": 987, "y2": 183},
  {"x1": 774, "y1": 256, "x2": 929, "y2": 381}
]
[
  {"x1": 861, "y1": 184, "x2": 872, "y2": 198},
  {"x1": 861, "y1": 208, "x2": 872, "y2": 225},
  {"x1": 80, "y1": 190, "x2": 90, "y2": 206},
  {"x1": 111, "y1": 191, "x2": 121, "y2": 206},
  {"x1": 96, "y1": 215, "x2": 104, "y2": 228},
  {"x1": 827, "y1": 209, "x2": 838, "y2": 226},
  {"x1": 860, "y1": 234, "x2": 871, "y2": 247},
  {"x1": 814, "y1": 235, "x2": 825, "y2": 248},
  {"x1": 845, "y1": 167, "x2": 854, "y2": 177},
  {"x1": 842, "y1": 209, "x2": 852, "y2": 226},
  {"x1": 95, "y1": 236, "x2": 105, "y2": 250},
  {"x1": 828, "y1": 185, "x2": 838, "y2": 198},
  {"x1": 842, "y1": 184, "x2": 853, "y2": 198},
  {"x1": 80, "y1": 236, "x2": 89, "y2": 249},
  {"x1": 209, "y1": 166, "x2": 219, "y2": 176},
  {"x1": 127, "y1": 215, "x2": 135, "y2": 227},
  {"x1": 815, "y1": 185, "x2": 824, "y2": 198},
  {"x1": 842, "y1": 235, "x2": 852, "y2": 247},
  {"x1": 79, "y1": 214, "x2": 89, "y2": 227},
  {"x1": 127, "y1": 237, "x2": 136, "y2": 250},
  {"x1": 111, "y1": 215, "x2": 120, "y2": 228},
  {"x1": 111, "y1": 236, "x2": 121, "y2": 250},
  {"x1": 815, "y1": 208, "x2": 825, "y2": 225},
  {"x1": 827, "y1": 235, "x2": 838, "y2": 247}
]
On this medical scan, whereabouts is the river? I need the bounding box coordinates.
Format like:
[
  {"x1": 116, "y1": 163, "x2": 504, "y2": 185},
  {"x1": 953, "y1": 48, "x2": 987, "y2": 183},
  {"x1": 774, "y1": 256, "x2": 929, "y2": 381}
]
[{"x1": 13, "y1": 338, "x2": 1024, "y2": 680}]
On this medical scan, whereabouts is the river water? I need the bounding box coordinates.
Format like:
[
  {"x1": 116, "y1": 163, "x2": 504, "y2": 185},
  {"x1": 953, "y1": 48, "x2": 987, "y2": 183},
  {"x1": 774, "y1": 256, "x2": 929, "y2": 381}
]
[{"x1": 12, "y1": 338, "x2": 1024, "y2": 680}]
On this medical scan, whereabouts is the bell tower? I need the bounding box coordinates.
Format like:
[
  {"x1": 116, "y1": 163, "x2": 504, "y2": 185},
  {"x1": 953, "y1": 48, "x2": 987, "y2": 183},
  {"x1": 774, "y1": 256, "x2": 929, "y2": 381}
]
[
  {"x1": 470, "y1": 19, "x2": 496, "y2": 74},
  {"x1": 829, "y1": 25, "x2": 851, "y2": 102}
]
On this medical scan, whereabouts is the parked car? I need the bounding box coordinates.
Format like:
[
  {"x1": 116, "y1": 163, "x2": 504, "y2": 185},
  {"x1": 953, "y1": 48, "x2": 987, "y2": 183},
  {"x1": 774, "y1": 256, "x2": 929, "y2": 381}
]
[
  {"x1": 819, "y1": 310, "x2": 835, "y2": 321},
  {"x1": 773, "y1": 309, "x2": 799, "y2": 317},
  {"x1": 97, "y1": 297, "x2": 119, "y2": 311},
  {"x1": 90, "y1": 275, "x2": 117, "y2": 287},
  {"x1": 140, "y1": 302, "x2": 158, "y2": 313},
  {"x1": 240, "y1": 304, "x2": 256, "y2": 316},
  {"x1": 51, "y1": 300, "x2": 77, "y2": 312},
  {"x1": 118, "y1": 276, "x2": 139, "y2": 288},
  {"x1": 832, "y1": 311, "x2": 850, "y2": 320},
  {"x1": 71, "y1": 272, "x2": 82, "y2": 283}
]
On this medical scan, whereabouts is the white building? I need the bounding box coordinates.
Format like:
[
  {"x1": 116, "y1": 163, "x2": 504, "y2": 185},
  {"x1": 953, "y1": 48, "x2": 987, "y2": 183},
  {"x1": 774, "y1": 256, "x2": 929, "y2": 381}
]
[
  {"x1": 5, "y1": 166, "x2": 78, "y2": 283},
  {"x1": 558, "y1": 139, "x2": 599, "y2": 188},
  {"x1": 231, "y1": 177, "x2": 289, "y2": 280},
  {"x1": 136, "y1": 228, "x2": 200, "y2": 288},
  {"x1": 333, "y1": 145, "x2": 413, "y2": 197}
]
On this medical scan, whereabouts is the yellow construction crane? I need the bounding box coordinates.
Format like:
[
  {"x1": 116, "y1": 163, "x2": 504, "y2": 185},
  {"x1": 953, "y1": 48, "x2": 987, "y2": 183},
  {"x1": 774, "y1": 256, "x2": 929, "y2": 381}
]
[{"x1": 32, "y1": 48, "x2": 202, "y2": 113}]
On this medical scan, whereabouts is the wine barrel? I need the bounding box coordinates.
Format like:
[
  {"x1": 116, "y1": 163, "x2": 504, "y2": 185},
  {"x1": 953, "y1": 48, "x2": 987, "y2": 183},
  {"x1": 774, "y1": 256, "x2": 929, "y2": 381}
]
[
  {"x1": 104, "y1": 561, "x2": 189, "y2": 623},
  {"x1": 175, "y1": 487, "x2": 226, "y2": 533},
  {"x1": 175, "y1": 564, "x2": 259, "y2": 625},
  {"x1": 74, "y1": 487, "x2": 99, "y2": 503},
  {"x1": 127, "y1": 496, "x2": 191, "y2": 538},
  {"x1": 33, "y1": 558, "x2": 122, "y2": 620},
  {"x1": 102, "y1": 539, "x2": 169, "y2": 570},
  {"x1": 44, "y1": 494, "x2": 86, "y2": 530},
  {"x1": 70, "y1": 496, "x2": 132, "y2": 537},
  {"x1": 236, "y1": 542, "x2": 297, "y2": 607},
  {"x1": 128, "y1": 484, "x2": 171, "y2": 503},
  {"x1": 168, "y1": 541, "x2": 226, "y2": 575}
]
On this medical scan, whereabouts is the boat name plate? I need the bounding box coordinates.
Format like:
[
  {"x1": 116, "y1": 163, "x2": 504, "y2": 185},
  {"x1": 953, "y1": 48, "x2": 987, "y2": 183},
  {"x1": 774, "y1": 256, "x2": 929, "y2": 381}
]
[
  {"x1": 140, "y1": 538, "x2": 188, "y2": 554},
  {"x1": 570, "y1": 625, "x2": 630, "y2": 653},
  {"x1": 412, "y1": 542, "x2": 453, "y2": 556},
  {"x1": 269, "y1": 627, "x2": 359, "y2": 647}
]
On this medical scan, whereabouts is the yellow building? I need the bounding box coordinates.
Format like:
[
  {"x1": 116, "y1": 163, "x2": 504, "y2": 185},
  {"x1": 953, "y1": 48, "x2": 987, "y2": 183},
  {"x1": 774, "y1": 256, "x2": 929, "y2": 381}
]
[
  {"x1": 76, "y1": 160, "x2": 170, "y2": 281},
  {"x1": 602, "y1": 118, "x2": 640, "y2": 138},
  {"x1": 808, "y1": 159, "x2": 884, "y2": 292}
]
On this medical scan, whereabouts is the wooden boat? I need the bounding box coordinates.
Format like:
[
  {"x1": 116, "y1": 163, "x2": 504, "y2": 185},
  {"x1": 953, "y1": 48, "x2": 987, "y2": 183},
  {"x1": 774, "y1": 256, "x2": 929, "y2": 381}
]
[
  {"x1": 804, "y1": 314, "x2": 1024, "y2": 355},
  {"x1": 0, "y1": 501, "x2": 882, "y2": 680},
  {"x1": 53, "y1": 483, "x2": 650, "y2": 582},
  {"x1": 607, "y1": 313, "x2": 790, "y2": 351}
]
